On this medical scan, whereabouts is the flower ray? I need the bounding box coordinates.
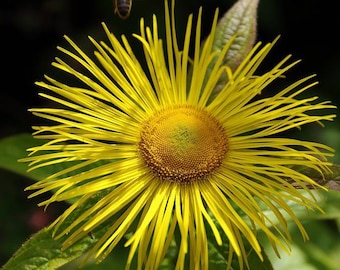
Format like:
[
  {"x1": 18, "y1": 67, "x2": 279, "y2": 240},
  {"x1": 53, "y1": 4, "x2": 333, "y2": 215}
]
[
  {"x1": 53, "y1": 46, "x2": 147, "y2": 122},
  {"x1": 96, "y1": 26, "x2": 160, "y2": 114}
]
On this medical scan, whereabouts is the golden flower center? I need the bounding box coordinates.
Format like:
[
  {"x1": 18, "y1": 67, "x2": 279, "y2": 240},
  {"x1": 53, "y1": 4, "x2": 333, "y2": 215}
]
[{"x1": 139, "y1": 105, "x2": 228, "y2": 183}]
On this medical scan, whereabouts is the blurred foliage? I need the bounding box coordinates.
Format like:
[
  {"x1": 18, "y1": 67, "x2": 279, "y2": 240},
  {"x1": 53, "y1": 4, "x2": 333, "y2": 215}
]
[
  {"x1": 0, "y1": 0, "x2": 339, "y2": 269},
  {"x1": 260, "y1": 190, "x2": 340, "y2": 270}
]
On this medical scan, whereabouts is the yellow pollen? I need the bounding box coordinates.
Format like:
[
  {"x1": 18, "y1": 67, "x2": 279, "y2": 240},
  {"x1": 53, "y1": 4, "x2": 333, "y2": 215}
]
[{"x1": 139, "y1": 105, "x2": 228, "y2": 183}]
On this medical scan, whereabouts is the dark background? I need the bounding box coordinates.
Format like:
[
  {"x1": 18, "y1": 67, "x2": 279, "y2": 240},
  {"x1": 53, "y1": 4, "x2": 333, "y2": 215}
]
[
  {"x1": 1, "y1": 0, "x2": 340, "y2": 267},
  {"x1": 1, "y1": 0, "x2": 340, "y2": 139}
]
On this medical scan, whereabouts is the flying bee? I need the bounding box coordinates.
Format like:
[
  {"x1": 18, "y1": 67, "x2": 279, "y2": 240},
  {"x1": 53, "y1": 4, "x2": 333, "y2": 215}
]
[
  {"x1": 114, "y1": 0, "x2": 132, "y2": 19},
  {"x1": 87, "y1": 231, "x2": 94, "y2": 239}
]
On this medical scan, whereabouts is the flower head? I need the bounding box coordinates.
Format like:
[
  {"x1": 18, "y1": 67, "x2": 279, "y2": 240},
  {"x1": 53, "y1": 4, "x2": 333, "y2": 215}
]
[{"x1": 24, "y1": 0, "x2": 335, "y2": 269}]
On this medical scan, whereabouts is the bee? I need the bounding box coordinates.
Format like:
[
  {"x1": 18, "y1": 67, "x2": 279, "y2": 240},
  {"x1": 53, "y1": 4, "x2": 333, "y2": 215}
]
[
  {"x1": 87, "y1": 231, "x2": 94, "y2": 239},
  {"x1": 114, "y1": 0, "x2": 132, "y2": 19}
]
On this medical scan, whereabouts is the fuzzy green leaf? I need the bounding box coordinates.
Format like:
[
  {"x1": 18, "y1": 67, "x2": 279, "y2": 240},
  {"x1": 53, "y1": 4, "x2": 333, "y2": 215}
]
[
  {"x1": 1, "y1": 227, "x2": 91, "y2": 270},
  {"x1": 205, "y1": 0, "x2": 259, "y2": 101},
  {"x1": 1, "y1": 190, "x2": 114, "y2": 270},
  {"x1": 0, "y1": 133, "x2": 44, "y2": 180},
  {"x1": 213, "y1": 0, "x2": 259, "y2": 70},
  {"x1": 0, "y1": 133, "x2": 108, "y2": 184}
]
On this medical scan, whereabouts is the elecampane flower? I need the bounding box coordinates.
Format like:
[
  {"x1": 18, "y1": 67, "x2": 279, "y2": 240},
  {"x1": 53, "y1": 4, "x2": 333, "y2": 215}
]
[{"x1": 24, "y1": 0, "x2": 335, "y2": 269}]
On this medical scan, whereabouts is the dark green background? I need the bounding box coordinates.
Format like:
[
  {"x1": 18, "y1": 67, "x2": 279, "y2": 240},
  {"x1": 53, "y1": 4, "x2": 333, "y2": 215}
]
[{"x1": 1, "y1": 0, "x2": 339, "y2": 268}]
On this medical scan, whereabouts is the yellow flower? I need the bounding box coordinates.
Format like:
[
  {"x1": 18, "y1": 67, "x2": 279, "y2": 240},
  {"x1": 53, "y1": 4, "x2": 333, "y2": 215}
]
[{"x1": 24, "y1": 0, "x2": 335, "y2": 269}]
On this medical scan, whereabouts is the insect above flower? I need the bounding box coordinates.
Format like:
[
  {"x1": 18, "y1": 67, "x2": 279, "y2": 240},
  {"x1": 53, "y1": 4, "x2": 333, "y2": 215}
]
[
  {"x1": 23, "y1": 0, "x2": 336, "y2": 269},
  {"x1": 114, "y1": 0, "x2": 132, "y2": 19}
]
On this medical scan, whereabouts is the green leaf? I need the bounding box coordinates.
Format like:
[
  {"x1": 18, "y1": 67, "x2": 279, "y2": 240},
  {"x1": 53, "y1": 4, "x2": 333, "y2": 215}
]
[
  {"x1": 0, "y1": 133, "x2": 75, "y2": 182},
  {"x1": 1, "y1": 190, "x2": 113, "y2": 270},
  {"x1": 213, "y1": 0, "x2": 259, "y2": 71},
  {"x1": 205, "y1": 0, "x2": 259, "y2": 101},
  {"x1": 0, "y1": 133, "x2": 43, "y2": 180},
  {"x1": 316, "y1": 190, "x2": 340, "y2": 220},
  {"x1": 254, "y1": 190, "x2": 340, "y2": 230},
  {"x1": 261, "y1": 218, "x2": 340, "y2": 270},
  {"x1": 1, "y1": 227, "x2": 92, "y2": 270},
  {"x1": 0, "y1": 133, "x2": 110, "y2": 184}
]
